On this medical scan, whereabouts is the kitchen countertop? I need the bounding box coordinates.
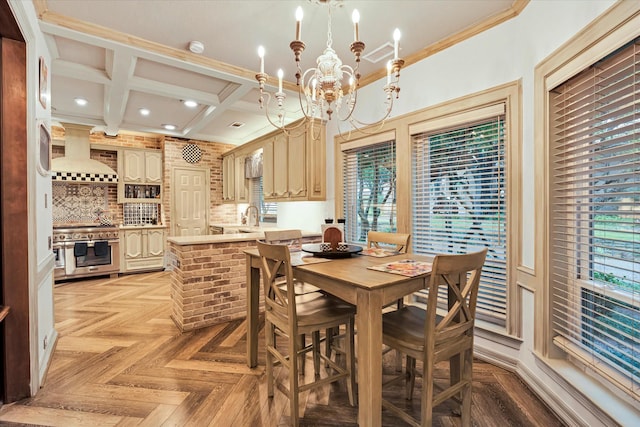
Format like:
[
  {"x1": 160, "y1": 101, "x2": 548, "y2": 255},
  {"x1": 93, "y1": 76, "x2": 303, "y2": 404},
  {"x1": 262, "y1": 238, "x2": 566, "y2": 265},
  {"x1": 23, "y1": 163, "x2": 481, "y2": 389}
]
[{"x1": 167, "y1": 229, "x2": 321, "y2": 246}]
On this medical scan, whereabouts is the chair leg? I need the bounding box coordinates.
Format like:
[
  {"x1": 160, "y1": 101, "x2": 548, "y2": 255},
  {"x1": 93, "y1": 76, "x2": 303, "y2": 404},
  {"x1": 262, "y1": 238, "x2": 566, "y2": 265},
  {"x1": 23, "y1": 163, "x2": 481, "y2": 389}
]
[
  {"x1": 395, "y1": 349, "x2": 403, "y2": 372},
  {"x1": 422, "y1": 356, "x2": 435, "y2": 427},
  {"x1": 325, "y1": 327, "x2": 334, "y2": 367},
  {"x1": 405, "y1": 356, "x2": 416, "y2": 400},
  {"x1": 461, "y1": 349, "x2": 473, "y2": 427},
  {"x1": 298, "y1": 333, "x2": 306, "y2": 373},
  {"x1": 266, "y1": 321, "x2": 275, "y2": 398},
  {"x1": 312, "y1": 331, "x2": 321, "y2": 377},
  {"x1": 290, "y1": 328, "x2": 300, "y2": 427}
]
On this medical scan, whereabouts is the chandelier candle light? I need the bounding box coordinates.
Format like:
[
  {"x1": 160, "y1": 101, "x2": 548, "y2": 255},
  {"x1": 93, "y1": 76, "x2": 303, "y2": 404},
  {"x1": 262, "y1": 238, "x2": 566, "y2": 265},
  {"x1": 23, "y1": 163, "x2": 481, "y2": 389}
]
[{"x1": 255, "y1": 2, "x2": 404, "y2": 137}]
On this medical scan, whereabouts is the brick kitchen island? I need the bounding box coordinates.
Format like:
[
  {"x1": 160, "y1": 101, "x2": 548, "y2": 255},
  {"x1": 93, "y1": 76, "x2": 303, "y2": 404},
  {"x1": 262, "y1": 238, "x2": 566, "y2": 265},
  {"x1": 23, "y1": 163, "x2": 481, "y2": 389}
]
[{"x1": 167, "y1": 231, "x2": 321, "y2": 332}]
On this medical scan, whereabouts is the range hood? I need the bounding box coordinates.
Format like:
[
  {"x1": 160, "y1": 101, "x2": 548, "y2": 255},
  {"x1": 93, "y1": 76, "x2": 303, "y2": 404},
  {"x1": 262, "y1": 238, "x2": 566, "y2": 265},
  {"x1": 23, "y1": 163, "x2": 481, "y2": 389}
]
[{"x1": 51, "y1": 124, "x2": 118, "y2": 183}]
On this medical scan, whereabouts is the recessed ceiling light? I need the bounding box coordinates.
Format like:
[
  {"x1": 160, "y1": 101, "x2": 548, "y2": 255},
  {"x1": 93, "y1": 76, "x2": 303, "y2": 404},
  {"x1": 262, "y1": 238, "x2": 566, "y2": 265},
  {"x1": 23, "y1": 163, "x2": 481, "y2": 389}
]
[
  {"x1": 74, "y1": 97, "x2": 88, "y2": 106},
  {"x1": 139, "y1": 108, "x2": 150, "y2": 116},
  {"x1": 228, "y1": 121, "x2": 245, "y2": 128},
  {"x1": 182, "y1": 100, "x2": 198, "y2": 108},
  {"x1": 162, "y1": 124, "x2": 177, "y2": 131}
]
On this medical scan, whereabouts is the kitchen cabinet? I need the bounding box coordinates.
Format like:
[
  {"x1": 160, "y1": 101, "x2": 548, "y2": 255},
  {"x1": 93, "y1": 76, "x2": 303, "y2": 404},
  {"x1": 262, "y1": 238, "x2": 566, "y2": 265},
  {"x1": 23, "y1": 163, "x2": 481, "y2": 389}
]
[
  {"x1": 221, "y1": 152, "x2": 249, "y2": 203},
  {"x1": 235, "y1": 154, "x2": 249, "y2": 203},
  {"x1": 222, "y1": 153, "x2": 235, "y2": 202},
  {"x1": 118, "y1": 149, "x2": 163, "y2": 202},
  {"x1": 122, "y1": 149, "x2": 162, "y2": 183},
  {"x1": 262, "y1": 123, "x2": 325, "y2": 201},
  {"x1": 221, "y1": 119, "x2": 325, "y2": 203},
  {"x1": 121, "y1": 226, "x2": 165, "y2": 272}
]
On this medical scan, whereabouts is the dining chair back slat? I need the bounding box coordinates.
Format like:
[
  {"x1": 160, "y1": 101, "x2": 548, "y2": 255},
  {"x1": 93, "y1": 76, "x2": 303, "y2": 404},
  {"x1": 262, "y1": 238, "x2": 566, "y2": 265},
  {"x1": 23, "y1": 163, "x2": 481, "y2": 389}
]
[{"x1": 367, "y1": 231, "x2": 411, "y2": 253}]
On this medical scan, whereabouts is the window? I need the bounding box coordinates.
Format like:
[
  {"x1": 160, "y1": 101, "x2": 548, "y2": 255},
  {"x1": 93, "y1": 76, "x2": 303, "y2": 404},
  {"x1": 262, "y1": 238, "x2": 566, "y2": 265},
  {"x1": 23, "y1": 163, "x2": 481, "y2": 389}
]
[
  {"x1": 249, "y1": 176, "x2": 277, "y2": 223},
  {"x1": 411, "y1": 105, "x2": 508, "y2": 326},
  {"x1": 549, "y1": 37, "x2": 639, "y2": 396},
  {"x1": 342, "y1": 134, "x2": 396, "y2": 244}
]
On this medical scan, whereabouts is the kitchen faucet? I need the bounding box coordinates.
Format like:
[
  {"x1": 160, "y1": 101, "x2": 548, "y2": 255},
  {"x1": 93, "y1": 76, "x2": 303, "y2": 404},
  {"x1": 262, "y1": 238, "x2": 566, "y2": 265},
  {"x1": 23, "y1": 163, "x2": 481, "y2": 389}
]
[{"x1": 245, "y1": 205, "x2": 259, "y2": 227}]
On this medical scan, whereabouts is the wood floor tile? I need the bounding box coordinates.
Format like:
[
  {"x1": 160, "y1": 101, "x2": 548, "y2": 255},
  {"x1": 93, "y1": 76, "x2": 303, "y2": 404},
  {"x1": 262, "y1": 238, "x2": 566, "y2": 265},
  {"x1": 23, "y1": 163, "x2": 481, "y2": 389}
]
[{"x1": 0, "y1": 272, "x2": 564, "y2": 426}]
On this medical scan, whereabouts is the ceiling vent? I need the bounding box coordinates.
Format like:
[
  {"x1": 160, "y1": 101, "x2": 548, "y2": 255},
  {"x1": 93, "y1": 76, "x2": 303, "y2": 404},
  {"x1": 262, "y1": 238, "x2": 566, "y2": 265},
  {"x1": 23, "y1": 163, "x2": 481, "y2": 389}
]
[
  {"x1": 362, "y1": 41, "x2": 394, "y2": 64},
  {"x1": 228, "y1": 121, "x2": 245, "y2": 129}
]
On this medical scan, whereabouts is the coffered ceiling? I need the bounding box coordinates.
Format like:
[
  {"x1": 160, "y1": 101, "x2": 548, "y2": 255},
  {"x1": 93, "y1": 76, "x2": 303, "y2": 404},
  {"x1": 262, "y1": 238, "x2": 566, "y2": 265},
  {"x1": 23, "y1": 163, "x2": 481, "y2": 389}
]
[{"x1": 34, "y1": 0, "x2": 525, "y2": 145}]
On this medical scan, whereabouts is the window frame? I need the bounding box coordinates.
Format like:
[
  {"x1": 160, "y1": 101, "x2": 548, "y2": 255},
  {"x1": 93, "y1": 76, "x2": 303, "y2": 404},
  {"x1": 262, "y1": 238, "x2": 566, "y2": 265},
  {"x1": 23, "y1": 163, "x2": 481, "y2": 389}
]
[
  {"x1": 534, "y1": 0, "x2": 640, "y2": 403},
  {"x1": 340, "y1": 131, "x2": 397, "y2": 244},
  {"x1": 335, "y1": 81, "x2": 521, "y2": 337}
]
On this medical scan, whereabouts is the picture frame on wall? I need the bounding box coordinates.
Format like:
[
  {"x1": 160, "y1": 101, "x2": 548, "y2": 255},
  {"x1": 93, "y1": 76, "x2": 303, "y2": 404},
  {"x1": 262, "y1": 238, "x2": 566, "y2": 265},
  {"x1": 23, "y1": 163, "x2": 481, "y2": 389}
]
[
  {"x1": 38, "y1": 57, "x2": 47, "y2": 109},
  {"x1": 37, "y1": 122, "x2": 51, "y2": 176}
]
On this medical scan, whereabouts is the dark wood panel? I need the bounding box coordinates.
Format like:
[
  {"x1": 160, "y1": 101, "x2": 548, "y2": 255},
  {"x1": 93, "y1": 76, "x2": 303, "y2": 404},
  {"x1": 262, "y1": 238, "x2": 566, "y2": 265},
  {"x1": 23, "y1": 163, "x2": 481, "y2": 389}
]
[
  {"x1": 0, "y1": 1, "x2": 23, "y2": 42},
  {"x1": 0, "y1": 272, "x2": 564, "y2": 426},
  {"x1": 1, "y1": 36, "x2": 30, "y2": 403}
]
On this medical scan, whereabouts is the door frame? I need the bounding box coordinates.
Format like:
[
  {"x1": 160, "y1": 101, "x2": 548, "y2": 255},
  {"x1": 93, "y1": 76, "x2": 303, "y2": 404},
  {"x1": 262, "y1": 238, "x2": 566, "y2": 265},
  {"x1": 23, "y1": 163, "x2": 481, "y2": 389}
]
[{"x1": 170, "y1": 166, "x2": 210, "y2": 237}]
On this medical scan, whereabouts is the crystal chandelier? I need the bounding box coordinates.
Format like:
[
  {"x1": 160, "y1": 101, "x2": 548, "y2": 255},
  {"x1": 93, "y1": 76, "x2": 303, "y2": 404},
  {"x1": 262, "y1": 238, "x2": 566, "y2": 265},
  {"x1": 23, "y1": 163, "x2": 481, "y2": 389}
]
[{"x1": 255, "y1": 2, "x2": 404, "y2": 137}]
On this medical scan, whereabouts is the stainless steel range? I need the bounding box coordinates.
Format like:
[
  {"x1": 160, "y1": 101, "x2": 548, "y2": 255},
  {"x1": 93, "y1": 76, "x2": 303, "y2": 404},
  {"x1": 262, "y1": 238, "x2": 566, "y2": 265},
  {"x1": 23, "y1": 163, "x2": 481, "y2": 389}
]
[{"x1": 53, "y1": 225, "x2": 120, "y2": 281}]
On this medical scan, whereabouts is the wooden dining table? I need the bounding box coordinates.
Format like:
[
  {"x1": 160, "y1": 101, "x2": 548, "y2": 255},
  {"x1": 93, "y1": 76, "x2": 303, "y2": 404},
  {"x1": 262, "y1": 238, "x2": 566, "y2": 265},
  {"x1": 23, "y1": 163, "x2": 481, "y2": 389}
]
[{"x1": 244, "y1": 248, "x2": 432, "y2": 427}]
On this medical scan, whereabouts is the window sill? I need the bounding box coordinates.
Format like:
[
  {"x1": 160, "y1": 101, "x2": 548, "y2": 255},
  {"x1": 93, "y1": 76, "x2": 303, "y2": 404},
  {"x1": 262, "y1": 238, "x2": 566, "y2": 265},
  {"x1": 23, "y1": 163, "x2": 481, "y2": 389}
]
[{"x1": 532, "y1": 350, "x2": 640, "y2": 426}]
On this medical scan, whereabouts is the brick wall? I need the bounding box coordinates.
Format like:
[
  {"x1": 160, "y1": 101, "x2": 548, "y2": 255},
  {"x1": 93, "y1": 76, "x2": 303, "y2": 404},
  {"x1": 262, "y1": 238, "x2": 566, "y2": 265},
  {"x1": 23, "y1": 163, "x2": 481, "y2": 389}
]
[
  {"x1": 169, "y1": 239, "x2": 256, "y2": 331},
  {"x1": 163, "y1": 137, "x2": 238, "y2": 235},
  {"x1": 168, "y1": 235, "x2": 321, "y2": 331}
]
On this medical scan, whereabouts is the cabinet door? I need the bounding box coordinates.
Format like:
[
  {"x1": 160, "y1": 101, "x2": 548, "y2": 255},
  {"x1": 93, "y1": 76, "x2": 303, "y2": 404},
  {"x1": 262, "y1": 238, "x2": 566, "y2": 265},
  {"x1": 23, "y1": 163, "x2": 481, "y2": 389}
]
[
  {"x1": 272, "y1": 133, "x2": 289, "y2": 198},
  {"x1": 288, "y1": 132, "x2": 307, "y2": 198},
  {"x1": 222, "y1": 154, "x2": 235, "y2": 202},
  {"x1": 123, "y1": 150, "x2": 144, "y2": 182},
  {"x1": 124, "y1": 230, "x2": 143, "y2": 259},
  {"x1": 307, "y1": 123, "x2": 326, "y2": 200},
  {"x1": 146, "y1": 229, "x2": 165, "y2": 257},
  {"x1": 144, "y1": 151, "x2": 163, "y2": 183},
  {"x1": 262, "y1": 139, "x2": 275, "y2": 199},
  {"x1": 235, "y1": 155, "x2": 248, "y2": 203}
]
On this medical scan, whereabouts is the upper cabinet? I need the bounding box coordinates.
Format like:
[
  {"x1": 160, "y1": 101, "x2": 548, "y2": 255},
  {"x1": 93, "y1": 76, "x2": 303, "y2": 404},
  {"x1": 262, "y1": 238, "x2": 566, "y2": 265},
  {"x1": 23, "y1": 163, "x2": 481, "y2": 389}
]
[
  {"x1": 263, "y1": 123, "x2": 325, "y2": 202},
  {"x1": 235, "y1": 154, "x2": 249, "y2": 203},
  {"x1": 221, "y1": 120, "x2": 325, "y2": 203},
  {"x1": 222, "y1": 153, "x2": 235, "y2": 202},
  {"x1": 118, "y1": 148, "x2": 163, "y2": 202}
]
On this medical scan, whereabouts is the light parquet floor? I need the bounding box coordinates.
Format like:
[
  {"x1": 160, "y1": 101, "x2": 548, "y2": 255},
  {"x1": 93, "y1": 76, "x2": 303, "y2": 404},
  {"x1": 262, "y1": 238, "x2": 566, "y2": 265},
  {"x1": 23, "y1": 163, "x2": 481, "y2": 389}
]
[{"x1": 0, "y1": 272, "x2": 564, "y2": 426}]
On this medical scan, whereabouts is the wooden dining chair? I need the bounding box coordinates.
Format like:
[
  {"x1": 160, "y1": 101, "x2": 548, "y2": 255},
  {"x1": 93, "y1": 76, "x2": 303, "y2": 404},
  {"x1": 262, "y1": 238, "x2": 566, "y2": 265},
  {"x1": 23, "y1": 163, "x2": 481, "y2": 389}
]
[
  {"x1": 368, "y1": 231, "x2": 411, "y2": 308},
  {"x1": 257, "y1": 240, "x2": 356, "y2": 427},
  {"x1": 264, "y1": 229, "x2": 303, "y2": 252},
  {"x1": 367, "y1": 230, "x2": 411, "y2": 254},
  {"x1": 381, "y1": 247, "x2": 488, "y2": 427}
]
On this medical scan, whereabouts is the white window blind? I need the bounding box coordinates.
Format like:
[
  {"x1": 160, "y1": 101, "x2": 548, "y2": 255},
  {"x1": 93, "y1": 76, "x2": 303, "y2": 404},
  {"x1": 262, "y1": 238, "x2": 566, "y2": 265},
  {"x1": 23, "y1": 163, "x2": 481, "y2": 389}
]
[
  {"x1": 250, "y1": 177, "x2": 277, "y2": 223},
  {"x1": 342, "y1": 139, "x2": 396, "y2": 244},
  {"x1": 550, "y1": 37, "x2": 639, "y2": 396},
  {"x1": 412, "y1": 112, "x2": 507, "y2": 326}
]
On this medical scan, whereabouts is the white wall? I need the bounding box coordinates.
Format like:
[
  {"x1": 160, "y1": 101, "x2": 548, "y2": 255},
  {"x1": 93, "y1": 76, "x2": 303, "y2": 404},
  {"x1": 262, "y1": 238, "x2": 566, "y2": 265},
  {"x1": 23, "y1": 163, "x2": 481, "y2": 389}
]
[
  {"x1": 9, "y1": 0, "x2": 56, "y2": 393},
  {"x1": 283, "y1": 0, "x2": 640, "y2": 425}
]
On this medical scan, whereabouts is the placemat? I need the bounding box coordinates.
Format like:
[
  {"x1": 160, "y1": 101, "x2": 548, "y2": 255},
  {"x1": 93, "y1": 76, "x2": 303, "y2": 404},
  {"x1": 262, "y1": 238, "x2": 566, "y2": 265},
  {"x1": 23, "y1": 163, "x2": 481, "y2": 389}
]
[{"x1": 367, "y1": 259, "x2": 432, "y2": 277}]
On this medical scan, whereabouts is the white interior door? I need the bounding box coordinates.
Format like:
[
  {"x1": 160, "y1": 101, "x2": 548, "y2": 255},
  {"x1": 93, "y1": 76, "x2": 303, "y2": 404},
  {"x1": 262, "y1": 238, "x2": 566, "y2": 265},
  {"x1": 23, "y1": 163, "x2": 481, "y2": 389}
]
[{"x1": 172, "y1": 167, "x2": 209, "y2": 236}]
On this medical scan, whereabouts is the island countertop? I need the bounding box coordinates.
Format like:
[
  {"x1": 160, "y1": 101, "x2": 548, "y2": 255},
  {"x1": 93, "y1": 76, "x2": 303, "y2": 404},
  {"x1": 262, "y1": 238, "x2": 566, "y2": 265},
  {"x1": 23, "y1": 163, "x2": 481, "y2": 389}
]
[{"x1": 167, "y1": 229, "x2": 321, "y2": 246}]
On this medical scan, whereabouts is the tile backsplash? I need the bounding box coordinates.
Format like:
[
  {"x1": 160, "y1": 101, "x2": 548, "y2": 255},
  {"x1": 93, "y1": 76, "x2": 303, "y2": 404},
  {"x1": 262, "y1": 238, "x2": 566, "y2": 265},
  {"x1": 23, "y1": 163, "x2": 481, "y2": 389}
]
[{"x1": 53, "y1": 183, "x2": 111, "y2": 224}]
